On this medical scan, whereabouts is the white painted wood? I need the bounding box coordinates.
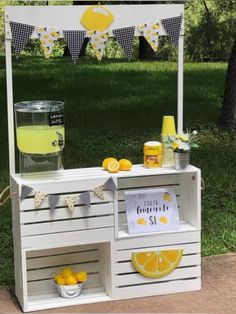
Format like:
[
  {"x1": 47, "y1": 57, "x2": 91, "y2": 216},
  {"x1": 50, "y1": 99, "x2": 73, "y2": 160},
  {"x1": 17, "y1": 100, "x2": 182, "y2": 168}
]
[
  {"x1": 115, "y1": 231, "x2": 200, "y2": 251},
  {"x1": 115, "y1": 266, "x2": 200, "y2": 287},
  {"x1": 21, "y1": 203, "x2": 113, "y2": 223},
  {"x1": 113, "y1": 278, "x2": 201, "y2": 300},
  {"x1": 177, "y1": 33, "x2": 184, "y2": 134},
  {"x1": 21, "y1": 215, "x2": 114, "y2": 236},
  {"x1": 27, "y1": 250, "x2": 99, "y2": 270},
  {"x1": 27, "y1": 262, "x2": 100, "y2": 281},
  {"x1": 20, "y1": 193, "x2": 113, "y2": 211},
  {"x1": 27, "y1": 288, "x2": 111, "y2": 312},
  {"x1": 5, "y1": 39, "x2": 15, "y2": 174},
  {"x1": 12, "y1": 165, "x2": 199, "y2": 186},
  {"x1": 116, "y1": 254, "x2": 201, "y2": 274},
  {"x1": 115, "y1": 242, "x2": 200, "y2": 262},
  {"x1": 5, "y1": 4, "x2": 184, "y2": 39},
  {"x1": 21, "y1": 227, "x2": 114, "y2": 250}
]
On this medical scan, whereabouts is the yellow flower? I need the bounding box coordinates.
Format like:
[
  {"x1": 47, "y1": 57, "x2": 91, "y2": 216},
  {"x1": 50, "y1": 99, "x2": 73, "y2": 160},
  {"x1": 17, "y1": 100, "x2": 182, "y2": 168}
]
[{"x1": 172, "y1": 142, "x2": 179, "y2": 150}]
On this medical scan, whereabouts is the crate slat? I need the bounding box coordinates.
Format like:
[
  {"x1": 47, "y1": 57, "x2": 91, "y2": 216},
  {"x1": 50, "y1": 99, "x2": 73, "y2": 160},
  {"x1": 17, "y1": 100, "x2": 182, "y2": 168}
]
[
  {"x1": 115, "y1": 254, "x2": 201, "y2": 274},
  {"x1": 21, "y1": 203, "x2": 113, "y2": 223}
]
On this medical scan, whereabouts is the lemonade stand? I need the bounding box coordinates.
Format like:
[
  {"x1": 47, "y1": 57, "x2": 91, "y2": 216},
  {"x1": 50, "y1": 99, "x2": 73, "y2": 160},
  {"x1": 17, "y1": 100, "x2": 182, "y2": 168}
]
[{"x1": 4, "y1": 2, "x2": 201, "y2": 312}]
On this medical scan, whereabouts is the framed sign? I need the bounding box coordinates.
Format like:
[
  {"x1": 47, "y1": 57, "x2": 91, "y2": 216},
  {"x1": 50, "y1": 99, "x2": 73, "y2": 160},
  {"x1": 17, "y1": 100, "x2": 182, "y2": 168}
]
[{"x1": 125, "y1": 188, "x2": 180, "y2": 234}]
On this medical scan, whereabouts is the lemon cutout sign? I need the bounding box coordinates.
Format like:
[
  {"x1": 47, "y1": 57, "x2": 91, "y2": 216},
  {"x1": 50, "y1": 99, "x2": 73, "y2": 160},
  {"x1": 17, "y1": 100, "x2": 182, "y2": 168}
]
[
  {"x1": 80, "y1": 5, "x2": 114, "y2": 31},
  {"x1": 125, "y1": 188, "x2": 180, "y2": 234}
]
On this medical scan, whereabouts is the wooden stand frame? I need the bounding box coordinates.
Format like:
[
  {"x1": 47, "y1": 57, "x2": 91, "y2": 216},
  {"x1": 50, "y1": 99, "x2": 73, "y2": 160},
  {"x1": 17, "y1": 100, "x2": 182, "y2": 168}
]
[{"x1": 5, "y1": 3, "x2": 201, "y2": 313}]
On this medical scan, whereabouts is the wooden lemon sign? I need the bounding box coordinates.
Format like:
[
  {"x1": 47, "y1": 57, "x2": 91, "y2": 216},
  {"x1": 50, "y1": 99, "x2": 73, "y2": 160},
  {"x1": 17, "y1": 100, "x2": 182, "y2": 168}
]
[
  {"x1": 80, "y1": 6, "x2": 114, "y2": 31},
  {"x1": 132, "y1": 249, "x2": 183, "y2": 278}
]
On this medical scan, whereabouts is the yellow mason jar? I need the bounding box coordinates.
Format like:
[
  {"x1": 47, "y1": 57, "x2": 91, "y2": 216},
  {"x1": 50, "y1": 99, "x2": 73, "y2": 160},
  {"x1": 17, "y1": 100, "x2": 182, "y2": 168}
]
[{"x1": 144, "y1": 141, "x2": 162, "y2": 168}]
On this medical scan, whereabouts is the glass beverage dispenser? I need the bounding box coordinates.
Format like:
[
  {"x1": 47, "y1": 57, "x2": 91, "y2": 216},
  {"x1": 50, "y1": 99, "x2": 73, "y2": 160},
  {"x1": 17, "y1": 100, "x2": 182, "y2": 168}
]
[{"x1": 14, "y1": 100, "x2": 65, "y2": 173}]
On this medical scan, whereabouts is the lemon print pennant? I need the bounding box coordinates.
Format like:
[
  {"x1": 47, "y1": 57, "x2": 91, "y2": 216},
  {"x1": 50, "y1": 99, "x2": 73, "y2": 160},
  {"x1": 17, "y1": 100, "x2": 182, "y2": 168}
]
[
  {"x1": 81, "y1": 5, "x2": 114, "y2": 31},
  {"x1": 132, "y1": 249, "x2": 183, "y2": 278}
]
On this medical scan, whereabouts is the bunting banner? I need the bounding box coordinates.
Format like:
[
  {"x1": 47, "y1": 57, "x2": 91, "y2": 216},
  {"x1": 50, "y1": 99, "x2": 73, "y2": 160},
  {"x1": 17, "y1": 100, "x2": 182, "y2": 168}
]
[
  {"x1": 9, "y1": 21, "x2": 35, "y2": 58},
  {"x1": 48, "y1": 194, "x2": 60, "y2": 211},
  {"x1": 34, "y1": 191, "x2": 47, "y2": 209},
  {"x1": 79, "y1": 191, "x2": 91, "y2": 208},
  {"x1": 104, "y1": 177, "x2": 117, "y2": 191},
  {"x1": 21, "y1": 184, "x2": 33, "y2": 201},
  {"x1": 93, "y1": 185, "x2": 105, "y2": 200},
  {"x1": 88, "y1": 30, "x2": 109, "y2": 61},
  {"x1": 36, "y1": 27, "x2": 62, "y2": 58},
  {"x1": 113, "y1": 26, "x2": 135, "y2": 60},
  {"x1": 65, "y1": 195, "x2": 77, "y2": 212},
  {"x1": 161, "y1": 16, "x2": 182, "y2": 47},
  {"x1": 137, "y1": 22, "x2": 160, "y2": 52},
  {"x1": 63, "y1": 30, "x2": 86, "y2": 63}
]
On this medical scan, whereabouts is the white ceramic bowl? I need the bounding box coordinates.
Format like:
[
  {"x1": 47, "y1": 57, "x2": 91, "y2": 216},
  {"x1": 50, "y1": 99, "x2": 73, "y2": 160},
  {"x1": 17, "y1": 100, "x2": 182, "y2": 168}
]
[{"x1": 55, "y1": 283, "x2": 83, "y2": 298}]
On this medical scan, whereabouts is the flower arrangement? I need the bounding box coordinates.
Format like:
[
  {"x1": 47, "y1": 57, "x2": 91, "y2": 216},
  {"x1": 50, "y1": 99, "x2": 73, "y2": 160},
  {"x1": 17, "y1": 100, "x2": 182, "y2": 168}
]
[{"x1": 167, "y1": 130, "x2": 199, "y2": 153}]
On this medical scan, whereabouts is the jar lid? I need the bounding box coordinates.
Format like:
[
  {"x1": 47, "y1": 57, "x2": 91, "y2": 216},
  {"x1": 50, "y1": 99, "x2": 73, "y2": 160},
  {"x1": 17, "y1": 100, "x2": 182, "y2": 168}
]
[{"x1": 144, "y1": 141, "x2": 162, "y2": 147}]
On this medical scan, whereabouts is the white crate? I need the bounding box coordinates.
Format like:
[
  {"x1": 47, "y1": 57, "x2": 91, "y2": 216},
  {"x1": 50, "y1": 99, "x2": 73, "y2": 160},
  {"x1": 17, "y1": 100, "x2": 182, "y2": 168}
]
[{"x1": 10, "y1": 165, "x2": 201, "y2": 312}]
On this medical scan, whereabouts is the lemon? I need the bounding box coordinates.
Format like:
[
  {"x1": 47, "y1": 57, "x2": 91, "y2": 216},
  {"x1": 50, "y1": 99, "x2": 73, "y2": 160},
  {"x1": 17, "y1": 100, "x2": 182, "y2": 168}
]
[
  {"x1": 163, "y1": 192, "x2": 172, "y2": 202},
  {"x1": 80, "y1": 5, "x2": 114, "y2": 31},
  {"x1": 159, "y1": 216, "x2": 168, "y2": 224},
  {"x1": 132, "y1": 249, "x2": 183, "y2": 278},
  {"x1": 75, "y1": 272, "x2": 88, "y2": 283},
  {"x1": 137, "y1": 218, "x2": 147, "y2": 225},
  {"x1": 102, "y1": 157, "x2": 117, "y2": 170},
  {"x1": 119, "y1": 159, "x2": 132, "y2": 171},
  {"x1": 107, "y1": 160, "x2": 120, "y2": 173},
  {"x1": 65, "y1": 275, "x2": 77, "y2": 285},
  {"x1": 54, "y1": 274, "x2": 66, "y2": 285},
  {"x1": 61, "y1": 267, "x2": 74, "y2": 278}
]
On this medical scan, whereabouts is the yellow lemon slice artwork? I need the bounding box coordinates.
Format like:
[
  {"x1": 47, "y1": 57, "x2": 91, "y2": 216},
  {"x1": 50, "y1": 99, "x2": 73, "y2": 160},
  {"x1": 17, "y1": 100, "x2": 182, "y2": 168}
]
[
  {"x1": 132, "y1": 249, "x2": 183, "y2": 278},
  {"x1": 137, "y1": 217, "x2": 148, "y2": 225},
  {"x1": 80, "y1": 5, "x2": 114, "y2": 31},
  {"x1": 163, "y1": 192, "x2": 172, "y2": 202}
]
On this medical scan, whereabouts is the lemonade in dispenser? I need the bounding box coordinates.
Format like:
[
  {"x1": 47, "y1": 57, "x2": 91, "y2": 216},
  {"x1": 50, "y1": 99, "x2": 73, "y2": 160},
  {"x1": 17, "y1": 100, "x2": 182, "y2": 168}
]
[{"x1": 15, "y1": 101, "x2": 65, "y2": 173}]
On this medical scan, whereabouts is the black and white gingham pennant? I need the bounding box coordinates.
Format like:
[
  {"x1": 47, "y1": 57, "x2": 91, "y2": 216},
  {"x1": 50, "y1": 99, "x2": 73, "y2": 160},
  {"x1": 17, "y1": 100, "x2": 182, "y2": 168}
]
[
  {"x1": 10, "y1": 21, "x2": 35, "y2": 58},
  {"x1": 113, "y1": 26, "x2": 135, "y2": 60},
  {"x1": 161, "y1": 16, "x2": 182, "y2": 47},
  {"x1": 63, "y1": 30, "x2": 86, "y2": 63}
]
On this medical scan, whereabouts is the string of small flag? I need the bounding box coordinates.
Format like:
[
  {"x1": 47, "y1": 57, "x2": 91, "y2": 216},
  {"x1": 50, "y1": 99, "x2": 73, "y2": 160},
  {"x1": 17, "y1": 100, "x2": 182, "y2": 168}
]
[
  {"x1": 20, "y1": 177, "x2": 117, "y2": 212},
  {"x1": 9, "y1": 16, "x2": 182, "y2": 62}
]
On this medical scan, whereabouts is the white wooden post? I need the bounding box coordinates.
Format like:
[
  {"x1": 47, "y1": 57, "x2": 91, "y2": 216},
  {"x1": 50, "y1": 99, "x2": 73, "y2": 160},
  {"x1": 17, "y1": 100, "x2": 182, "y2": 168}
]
[
  {"x1": 177, "y1": 27, "x2": 184, "y2": 134},
  {"x1": 5, "y1": 12, "x2": 15, "y2": 175}
]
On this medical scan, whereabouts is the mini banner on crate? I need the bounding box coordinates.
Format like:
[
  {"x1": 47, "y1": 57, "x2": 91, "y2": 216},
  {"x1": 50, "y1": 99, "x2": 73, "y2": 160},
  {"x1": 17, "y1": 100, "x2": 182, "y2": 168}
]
[{"x1": 125, "y1": 188, "x2": 180, "y2": 234}]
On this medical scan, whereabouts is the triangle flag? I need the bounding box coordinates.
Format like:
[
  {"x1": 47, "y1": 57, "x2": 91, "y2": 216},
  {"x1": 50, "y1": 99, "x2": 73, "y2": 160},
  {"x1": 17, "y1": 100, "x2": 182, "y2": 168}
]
[
  {"x1": 48, "y1": 194, "x2": 60, "y2": 211},
  {"x1": 137, "y1": 22, "x2": 160, "y2": 52},
  {"x1": 34, "y1": 192, "x2": 47, "y2": 209},
  {"x1": 113, "y1": 26, "x2": 135, "y2": 60},
  {"x1": 63, "y1": 30, "x2": 86, "y2": 63},
  {"x1": 65, "y1": 195, "x2": 77, "y2": 212},
  {"x1": 161, "y1": 16, "x2": 182, "y2": 46},
  {"x1": 104, "y1": 177, "x2": 117, "y2": 191},
  {"x1": 36, "y1": 27, "x2": 62, "y2": 58},
  {"x1": 88, "y1": 30, "x2": 109, "y2": 61},
  {"x1": 21, "y1": 185, "x2": 33, "y2": 201},
  {"x1": 93, "y1": 185, "x2": 105, "y2": 200},
  {"x1": 10, "y1": 21, "x2": 35, "y2": 58},
  {"x1": 79, "y1": 191, "x2": 91, "y2": 208}
]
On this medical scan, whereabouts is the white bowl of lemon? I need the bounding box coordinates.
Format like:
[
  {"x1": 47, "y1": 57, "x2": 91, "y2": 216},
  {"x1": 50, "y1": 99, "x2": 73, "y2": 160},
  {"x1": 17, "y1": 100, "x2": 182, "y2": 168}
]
[{"x1": 53, "y1": 267, "x2": 87, "y2": 299}]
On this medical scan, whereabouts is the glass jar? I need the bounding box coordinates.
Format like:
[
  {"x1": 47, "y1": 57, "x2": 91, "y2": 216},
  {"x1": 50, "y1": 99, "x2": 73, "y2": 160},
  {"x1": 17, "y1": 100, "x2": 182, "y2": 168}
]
[{"x1": 144, "y1": 141, "x2": 162, "y2": 168}]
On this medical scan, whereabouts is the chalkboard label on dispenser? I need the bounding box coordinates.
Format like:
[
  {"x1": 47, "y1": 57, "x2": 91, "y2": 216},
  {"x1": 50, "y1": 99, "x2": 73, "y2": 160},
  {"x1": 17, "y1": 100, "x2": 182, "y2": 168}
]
[{"x1": 48, "y1": 111, "x2": 64, "y2": 126}]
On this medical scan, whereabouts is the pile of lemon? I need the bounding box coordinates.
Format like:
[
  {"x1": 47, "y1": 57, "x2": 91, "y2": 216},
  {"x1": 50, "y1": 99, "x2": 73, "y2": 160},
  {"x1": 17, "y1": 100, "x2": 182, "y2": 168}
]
[
  {"x1": 53, "y1": 267, "x2": 87, "y2": 286},
  {"x1": 102, "y1": 157, "x2": 132, "y2": 173}
]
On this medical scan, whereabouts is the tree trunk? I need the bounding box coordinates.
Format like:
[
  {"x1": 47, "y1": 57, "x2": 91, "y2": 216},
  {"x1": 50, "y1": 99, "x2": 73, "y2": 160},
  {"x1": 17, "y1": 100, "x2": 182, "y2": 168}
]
[
  {"x1": 220, "y1": 38, "x2": 236, "y2": 130},
  {"x1": 138, "y1": 36, "x2": 155, "y2": 60}
]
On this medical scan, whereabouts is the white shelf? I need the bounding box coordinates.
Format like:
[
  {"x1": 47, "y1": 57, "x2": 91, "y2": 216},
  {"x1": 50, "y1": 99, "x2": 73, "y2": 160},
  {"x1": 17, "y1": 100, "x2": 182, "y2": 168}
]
[
  {"x1": 12, "y1": 164, "x2": 199, "y2": 185},
  {"x1": 27, "y1": 287, "x2": 111, "y2": 312},
  {"x1": 118, "y1": 220, "x2": 198, "y2": 239}
]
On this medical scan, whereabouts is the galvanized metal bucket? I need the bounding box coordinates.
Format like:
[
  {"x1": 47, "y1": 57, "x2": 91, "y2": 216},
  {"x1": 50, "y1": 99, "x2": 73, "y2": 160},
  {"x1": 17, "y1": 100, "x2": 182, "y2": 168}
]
[{"x1": 174, "y1": 151, "x2": 190, "y2": 170}]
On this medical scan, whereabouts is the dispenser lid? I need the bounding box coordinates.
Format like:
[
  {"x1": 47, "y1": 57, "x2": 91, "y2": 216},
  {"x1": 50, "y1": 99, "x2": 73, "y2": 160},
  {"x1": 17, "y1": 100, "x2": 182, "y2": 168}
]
[{"x1": 14, "y1": 100, "x2": 64, "y2": 113}]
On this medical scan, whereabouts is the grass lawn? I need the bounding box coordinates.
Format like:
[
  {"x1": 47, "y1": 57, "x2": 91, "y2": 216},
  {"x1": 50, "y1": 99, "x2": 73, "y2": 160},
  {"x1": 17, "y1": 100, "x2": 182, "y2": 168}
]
[{"x1": 0, "y1": 56, "x2": 235, "y2": 285}]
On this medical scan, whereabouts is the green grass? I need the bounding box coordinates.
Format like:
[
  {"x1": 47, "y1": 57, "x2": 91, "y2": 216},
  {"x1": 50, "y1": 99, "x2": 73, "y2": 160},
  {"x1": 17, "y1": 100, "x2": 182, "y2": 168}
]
[{"x1": 0, "y1": 56, "x2": 235, "y2": 285}]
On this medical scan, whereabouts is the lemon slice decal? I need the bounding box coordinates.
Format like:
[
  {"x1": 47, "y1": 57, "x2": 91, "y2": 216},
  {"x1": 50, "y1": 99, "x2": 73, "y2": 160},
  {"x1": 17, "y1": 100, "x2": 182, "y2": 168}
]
[
  {"x1": 132, "y1": 249, "x2": 183, "y2": 278},
  {"x1": 80, "y1": 5, "x2": 114, "y2": 31}
]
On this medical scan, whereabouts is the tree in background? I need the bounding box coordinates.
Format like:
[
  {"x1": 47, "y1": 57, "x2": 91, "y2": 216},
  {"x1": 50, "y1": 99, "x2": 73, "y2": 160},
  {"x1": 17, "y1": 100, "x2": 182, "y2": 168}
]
[{"x1": 220, "y1": 38, "x2": 236, "y2": 130}]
